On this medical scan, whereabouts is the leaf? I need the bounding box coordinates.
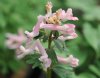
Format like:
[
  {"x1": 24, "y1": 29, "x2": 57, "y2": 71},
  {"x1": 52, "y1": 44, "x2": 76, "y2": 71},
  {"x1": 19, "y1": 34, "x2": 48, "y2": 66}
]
[
  {"x1": 52, "y1": 64, "x2": 73, "y2": 78},
  {"x1": 84, "y1": 7, "x2": 100, "y2": 21},
  {"x1": 52, "y1": 31, "x2": 59, "y2": 39},
  {"x1": 89, "y1": 65, "x2": 100, "y2": 77},
  {"x1": 47, "y1": 49, "x2": 58, "y2": 65},
  {"x1": 77, "y1": 72, "x2": 96, "y2": 78},
  {"x1": 98, "y1": 25, "x2": 100, "y2": 50},
  {"x1": 0, "y1": 13, "x2": 6, "y2": 28},
  {"x1": 42, "y1": 35, "x2": 49, "y2": 43},
  {"x1": 83, "y1": 23, "x2": 99, "y2": 55},
  {"x1": 54, "y1": 39, "x2": 66, "y2": 53},
  {"x1": 25, "y1": 53, "x2": 41, "y2": 69}
]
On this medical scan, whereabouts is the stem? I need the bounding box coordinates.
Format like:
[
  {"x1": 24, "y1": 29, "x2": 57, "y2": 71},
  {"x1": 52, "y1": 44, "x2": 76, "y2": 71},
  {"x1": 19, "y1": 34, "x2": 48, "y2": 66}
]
[
  {"x1": 46, "y1": 31, "x2": 53, "y2": 78},
  {"x1": 48, "y1": 31, "x2": 53, "y2": 49},
  {"x1": 46, "y1": 68, "x2": 52, "y2": 78}
]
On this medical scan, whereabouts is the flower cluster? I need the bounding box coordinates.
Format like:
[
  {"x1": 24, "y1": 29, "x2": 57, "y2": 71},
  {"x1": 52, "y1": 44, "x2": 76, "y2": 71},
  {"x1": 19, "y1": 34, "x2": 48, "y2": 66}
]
[{"x1": 6, "y1": 1, "x2": 79, "y2": 70}]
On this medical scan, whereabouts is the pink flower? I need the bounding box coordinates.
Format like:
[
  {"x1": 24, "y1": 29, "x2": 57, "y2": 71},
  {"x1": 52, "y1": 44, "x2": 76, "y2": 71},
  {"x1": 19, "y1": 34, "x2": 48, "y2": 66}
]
[
  {"x1": 40, "y1": 23, "x2": 78, "y2": 41},
  {"x1": 40, "y1": 23, "x2": 65, "y2": 31},
  {"x1": 36, "y1": 39, "x2": 51, "y2": 68},
  {"x1": 58, "y1": 24, "x2": 78, "y2": 41},
  {"x1": 58, "y1": 33, "x2": 78, "y2": 41},
  {"x1": 16, "y1": 46, "x2": 32, "y2": 59},
  {"x1": 57, "y1": 55, "x2": 79, "y2": 67},
  {"x1": 40, "y1": 23, "x2": 75, "y2": 31},
  {"x1": 59, "y1": 8, "x2": 78, "y2": 21},
  {"x1": 16, "y1": 39, "x2": 43, "y2": 58},
  {"x1": 6, "y1": 28, "x2": 26, "y2": 49},
  {"x1": 25, "y1": 15, "x2": 44, "y2": 38},
  {"x1": 17, "y1": 38, "x2": 51, "y2": 68},
  {"x1": 39, "y1": 55, "x2": 51, "y2": 69},
  {"x1": 58, "y1": 24, "x2": 77, "y2": 41}
]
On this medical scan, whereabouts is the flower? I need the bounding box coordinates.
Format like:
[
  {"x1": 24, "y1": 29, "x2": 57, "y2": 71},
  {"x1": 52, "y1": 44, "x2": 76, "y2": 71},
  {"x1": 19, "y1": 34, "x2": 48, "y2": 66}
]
[
  {"x1": 17, "y1": 38, "x2": 51, "y2": 68},
  {"x1": 6, "y1": 28, "x2": 26, "y2": 49},
  {"x1": 36, "y1": 39, "x2": 51, "y2": 68},
  {"x1": 57, "y1": 55, "x2": 79, "y2": 67},
  {"x1": 39, "y1": 55, "x2": 51, "y2": 69},
  {"x1": 40, "y1": 23, "x2": 78, "y2": 41},
  {"x1": 25, "y1": 15, "x2": 44, "y2": 38},
  {"x1": 41, "y1": 23, "x2": 75, "y2": 31},
  {"x1": 58, "y1": 24, "x2": 78, "y2": 41},
  {"x1": 58, "y1": 33, "x2": 78, "y2": 41},
  {"x1": 16, "y1": 45, "x2": 32, "y2": 59},
  {"x1": 46, "y1": 1, "x2": 53, "y2": 16},
  {"x1": 59, "y1": 8, "x2": 79, "y2": 21}
]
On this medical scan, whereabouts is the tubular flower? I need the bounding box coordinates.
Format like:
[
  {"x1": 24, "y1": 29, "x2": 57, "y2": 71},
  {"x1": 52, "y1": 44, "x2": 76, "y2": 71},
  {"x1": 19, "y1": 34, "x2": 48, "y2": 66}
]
[
  {"x1": 57, "y1": 55, "x2": 79, "y2": 67},
  {"x1": 58, "y1": 33, "x2": 78, "y2": 41},
  {"x1": 59, "y1": 8, "x2": 79, "y2": 21},
  {"x1": 39, "y1": 55, "x2": 51, "y2": 69},
  {"x1": 46, "y1": 1, "x2": 53, "y2": 16},
  {"x1": 17, "y1": 37, "x2": 51, "y2": 68},
  {"x1": 6, "y1": 28, "x2": 26, "y2": 49},
  {"x1": 25, "y1": 15, "x2": 44, "y2": 38},
  {"x1": 58, "y1": 24, "x2": 78, "y2": 41},
  {"x1": 36, "y1": 40, "x2": 51, "y2": 69}
]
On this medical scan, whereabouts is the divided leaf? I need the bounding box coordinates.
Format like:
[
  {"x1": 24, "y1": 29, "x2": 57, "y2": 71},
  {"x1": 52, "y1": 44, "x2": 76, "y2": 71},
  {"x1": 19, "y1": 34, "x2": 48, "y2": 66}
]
[
  {"x1": 25, "y1": 53, "x2": 41, "y2": 69},
  {"x1": 54, "y1": 39, "x2": 66, "y2": 53},
  {"x1": 47, "y1": 49, "x2": 58, "y2": 65},
  {"x1": 52, "y1": 64, "x2": 73, "y2": 78}
]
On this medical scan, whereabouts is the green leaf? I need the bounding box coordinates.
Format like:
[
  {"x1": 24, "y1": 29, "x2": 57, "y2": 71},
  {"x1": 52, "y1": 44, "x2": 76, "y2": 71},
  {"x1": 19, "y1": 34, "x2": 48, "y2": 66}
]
[
  {"x1": 83, "y1": 23, "x2": 99, "y2": 56},
  {"x1": 0, "y1": 13, "x2": 6, "y2": 28},
  {"x1": 54, "y1": 39, "x2": 65, "y2": 53},
  {"x1": 89, "y1": 65, "x2": 100, "y2": 77},
  {"x1": 52, "y1": 64, "x2": 73, "y2": 78},
  {"x1": 98, "y1": 25, "x2": 100, "y2": 50},
  {"x1": 52, "y1": 31, "x2": 59, "y2": 39},
  {"x1": 47, "y1": 49, "x2": 58, "y2": 65},
  {"x1": 25, "y1": 53, "x2": 41, "y2": 69},
  {"x1": 84, "y1": 7, "x2": 100, "y2": 21},
  {"x1": 77, "y1": 72, "x2": 96, "y2": 78}
]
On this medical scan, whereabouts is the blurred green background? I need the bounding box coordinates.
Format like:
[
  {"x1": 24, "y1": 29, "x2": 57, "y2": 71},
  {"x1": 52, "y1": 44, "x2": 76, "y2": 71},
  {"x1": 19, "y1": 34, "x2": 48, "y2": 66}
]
[{"x1": 0, "y1": 0, "x2": 100, "y2": 78}]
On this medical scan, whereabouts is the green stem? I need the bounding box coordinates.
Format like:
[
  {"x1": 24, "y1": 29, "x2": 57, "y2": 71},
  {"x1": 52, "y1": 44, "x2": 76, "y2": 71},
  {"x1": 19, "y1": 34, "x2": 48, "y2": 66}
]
[
  {"x1": 48, "y1": 31, "x2": 53, "y2": 49},
  {"x1": 46, "y1": 31, "x2": 53, "y2": 78},
  {"x1": 46, "y1": 68, "x2": 52, "y2": 78}
]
